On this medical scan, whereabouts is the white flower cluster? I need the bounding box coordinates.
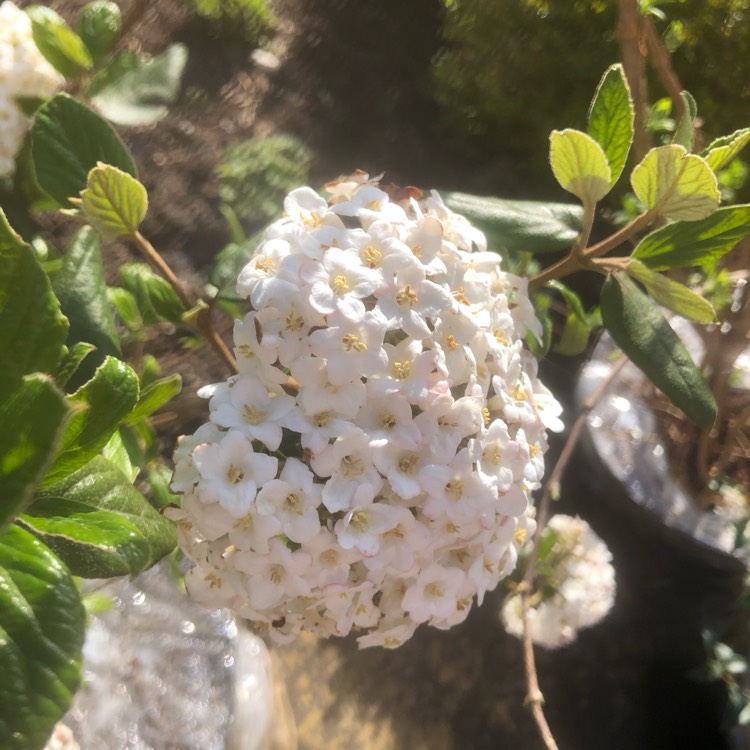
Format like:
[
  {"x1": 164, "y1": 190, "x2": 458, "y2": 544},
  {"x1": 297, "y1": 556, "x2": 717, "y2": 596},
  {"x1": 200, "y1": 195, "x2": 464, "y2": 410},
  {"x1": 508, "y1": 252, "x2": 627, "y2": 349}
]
[
  {"x1": 170, "y1": 172, "x2": 563, "y2": 648},
  {"x1": 0, "y1": 1, "x2": 63, "y2": 178},
  {"x1": 44, "y1": 724, "x2": 80, "y2": 750},
  {"x1": 501, "y1": 514, "x2": 616, "y2": 649}
]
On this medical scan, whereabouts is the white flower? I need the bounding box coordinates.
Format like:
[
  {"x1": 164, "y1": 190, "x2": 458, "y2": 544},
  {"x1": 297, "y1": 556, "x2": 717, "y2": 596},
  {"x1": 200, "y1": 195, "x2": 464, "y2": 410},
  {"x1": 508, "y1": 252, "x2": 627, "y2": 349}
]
[
  {"x1": 0, "y1": 2, "x2": 63, "y2": 177},
  {"x1": 501, "y1": 515, "x2": 616, "y2": 649},
  {"x1": 172, "y1": 173, "x2": 562, "y2": 648},
  {"x1": 43, "y1": 723, "x2": 80, "y2": 750}
]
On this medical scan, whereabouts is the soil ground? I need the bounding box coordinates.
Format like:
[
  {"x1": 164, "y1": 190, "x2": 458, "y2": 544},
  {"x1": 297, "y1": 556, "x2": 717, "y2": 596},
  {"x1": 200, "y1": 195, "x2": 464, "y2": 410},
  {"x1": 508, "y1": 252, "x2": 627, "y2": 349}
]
[{"x1": 39, "y1": 1, "x2": 750, "y2": 748}]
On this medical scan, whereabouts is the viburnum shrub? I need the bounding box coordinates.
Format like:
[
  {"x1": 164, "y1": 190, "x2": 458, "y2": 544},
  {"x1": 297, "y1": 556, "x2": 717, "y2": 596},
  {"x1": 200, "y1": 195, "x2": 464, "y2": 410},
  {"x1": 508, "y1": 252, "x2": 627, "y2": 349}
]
[{"x1": 169, "y1": 172, "x2": 563, "y2": 647}]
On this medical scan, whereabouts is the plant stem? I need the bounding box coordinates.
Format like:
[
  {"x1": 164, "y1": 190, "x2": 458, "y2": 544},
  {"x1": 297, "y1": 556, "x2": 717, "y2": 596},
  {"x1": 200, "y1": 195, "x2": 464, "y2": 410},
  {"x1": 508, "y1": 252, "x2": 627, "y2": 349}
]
[
  {"x1": 131, "y1": 230, "x2": 239, "y2": 375},
  {"x1": 520, "y1": 355, "x2": 628, "y2": 750},
  {"x1": 642, "y1": 16, "x2": 686, "y2": 123},
  {"x1": 529, "y1": 212, "x2": 652, "y2": 290}
]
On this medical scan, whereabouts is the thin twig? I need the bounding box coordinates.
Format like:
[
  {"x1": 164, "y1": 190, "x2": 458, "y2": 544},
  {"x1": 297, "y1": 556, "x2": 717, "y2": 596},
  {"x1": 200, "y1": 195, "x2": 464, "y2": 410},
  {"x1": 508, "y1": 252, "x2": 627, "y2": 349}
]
[
  {"x1": 131, "y1": 230, "x2": 239, "y2": 375},
  {"x1": 642, "y1": 17, "x2": 686, "y2": 122},
  {"x1": 520, "y1": 355, "x2": 628, "y2": 750},
  {"x1": 120, "y1": 0, "x2": 151, "y2": 41},
  {"x1": 617, "y1": 0, "x2": 652, "y2": 162}
]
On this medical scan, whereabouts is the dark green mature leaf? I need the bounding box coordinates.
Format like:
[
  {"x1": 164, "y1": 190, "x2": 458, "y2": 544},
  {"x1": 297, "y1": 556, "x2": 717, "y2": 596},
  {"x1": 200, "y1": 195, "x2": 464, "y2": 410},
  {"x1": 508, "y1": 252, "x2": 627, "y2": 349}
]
[
  {"x1": 27, "y1": 6, "x2": 92, "y2": 79},
  {"x1": 0, "y1": 524, "x2": 84, "y2": 750},
  {"x1": 53, "y1": 226, "x2": 120, "y2": 376},
  {"x1": 44, "y1": 356, "x2": 139, "y2": 485},
  {"x1": 587, "y1": 63, "x2": 634, "y2": 187},
  {"x1": 0, "y1": 210, "x2": 68, "y2": 395},
  {"x1": 702, "y1": 128, "x2": 750, "y2": 173},
  {"x1": 125, "y1": 374, "x2": 182, "y2": 425},
  {"x1": 626, "y1": 259, "x2": 717, "y2": 324},
  {"x1": 79, "y1": 163, "x2": 148, "y2": 241},
  {"x1": 0, "y1": 376, "x2": 68, "y2": 532},
  {"x1": 24, "y1": 456, "x2": 177, "y2": 578},
  {"x1": 600, "y1": 273, "x2": 716, "y2": 428},
  {"x1": 672, "y1": 91, "x2": 698, "y2": 152},
  {"x1": 30, "y1": 94, "x2": 137, "y2": 207},
  {"x1": 632, "y1": 205, "x2": 750, "y2": 270},
  {"x1": 77, "y1": 1, "x2": 121, "y2": 64},
  {"x1": 120, "y1": 263, "x2": 184, "y2": 325},
  {"x1": 89, "y1": 44, "x2": 188, "y2": 126},
  {"x1": 442, "y1": 193, "x2": 583, "y2": 253}
]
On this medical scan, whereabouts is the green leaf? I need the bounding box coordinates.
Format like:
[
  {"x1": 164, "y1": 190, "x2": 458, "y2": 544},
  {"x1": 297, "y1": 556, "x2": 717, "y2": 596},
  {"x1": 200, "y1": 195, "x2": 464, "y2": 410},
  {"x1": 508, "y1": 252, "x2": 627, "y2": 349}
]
[
  {"x1": 44, "y1": 356, "x2": 139, "y2": 486},
  {"x1": 88, "y1": 44, "x2": 188, "y2": 126},
  {"x1": 587, "y1": 63, "x2": 634, "y2": 187},
  {"x1": 632, "y1": 205, "x2": 750, "y2": 270},
  {"x1": 101, "y1": 429, "x2": 138, "y2": 482},
  {"x1": 125, "y1": 374, "x2": 182, "y2": 425},
  {"x1": 526, "y1": 293, "x2": 553, "y2": 358},
  {"x1": 546, "y1": 279, "x2": 587, "y2": 322},
  {"x1": 27, "y1": 6, "x2": 93, "y2": 78},
  {"x1": 0, "y1": 376, "x2": 68, "y2": 532},
  {"x1": 600, "y1": 273, "x2": 716, "y2": 428},
  {"x1": 120, "y1": 263, "x2": 185, "y2": 325},
  {"x1": 53, "y1": 226, "x2": 120, "y2": 376},
  {"x1": 549, "y1": 129, "x2": 612, "y2": 205},
  {"x1": 536, "y1": 527, "x2": 558, "y2": 563},
  {"x1": 79, "y1": 163, "x2": 148, "y2": 241},
  {"x1": 441, "y1": 193, "x2": 584, "y2": 254},
  {"x1": 30, "y1": 93, "x2": 137, "y2": 207},
  {"x1": 626, "y1": 259, "x2": 717, "y2": 324},
  {"x1": 554, "y1": 312, "x2": 591, "y2": 356},
  {"x1": 24, "y1": 455, "x2": 177, "y2": 578},
  {"x1": 55, "y1": 342, "x2": 97, "y2": 389},
  {"x1": 702, "y1": 128, "x2": 750, "y2": 173},
  {"x1": 146, "y1": 462, "x2": 179, "y2": 510},
  {"x1": 630, "y1": 144, "x2": 720, "y2": 220},
  {"x1": 77, "y1": 1, "x2": 121, "y2": 64},
  {"x1": 672, "y1": 91, "x2": 697, "y2": 152},
  {"x1": 107, "y1": 286, "x2": 143, "y2": 331},
  {"x1": 0, "y1": 524, "x2": 84, "y2": 750},
  {"x1": 0, "y1": 210, "x2": 68, "y2": 395}
]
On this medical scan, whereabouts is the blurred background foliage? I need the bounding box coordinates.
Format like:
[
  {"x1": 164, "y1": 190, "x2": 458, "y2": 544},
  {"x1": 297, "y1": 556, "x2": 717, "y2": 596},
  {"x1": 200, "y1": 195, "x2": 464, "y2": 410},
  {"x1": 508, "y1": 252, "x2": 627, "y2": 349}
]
[{"x1": 432, "y1": 0, "x2": 750, "y2": 196}]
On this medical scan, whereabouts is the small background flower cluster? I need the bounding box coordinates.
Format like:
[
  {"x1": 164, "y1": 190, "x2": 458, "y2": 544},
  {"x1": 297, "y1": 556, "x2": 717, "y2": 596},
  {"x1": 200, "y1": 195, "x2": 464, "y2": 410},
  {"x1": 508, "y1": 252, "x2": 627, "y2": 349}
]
[
  {"x1": 171, "y1": 172, "x2": 563, "y2": 648},
  {"x1": 501, "y1": 514, "x2": 616, "y2": 649},
  {"x1": 0, "y1": 2, "x2": 62, "y2": 177}
]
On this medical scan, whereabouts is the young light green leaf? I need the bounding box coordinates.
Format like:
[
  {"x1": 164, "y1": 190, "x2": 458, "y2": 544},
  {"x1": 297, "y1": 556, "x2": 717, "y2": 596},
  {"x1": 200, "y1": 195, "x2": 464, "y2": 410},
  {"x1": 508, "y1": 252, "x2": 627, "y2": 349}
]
[
  {"x1": 125, "y1": 374, "x2": 182, "y2": 425},
  {"x1": 146, "y1": 462, "x2": 179, "y2": 510},
  {"x1": 55, "y1": 342, "x2": 97, "y2": 388},
  {"x1": 107, "y1": 286, "x2": 143, "y2": 331},
  {"x1": 53, "y1": 226, "x2": 120, "y2": 376},
  {"x1": 77, "y1": 1, "x2": 121, "y2": 64},
  {"x1": 0, "y1": 376, "x2": 68, "y2": 532},
  {"x1": 549, "y1": 129, "x2": 612, "y2": 205},
  {"x1": 79, "y1": 163, "x2": 148, "y2": 241},
  {"x1": 120, "y1": 263, "x2": 184, "y2": 325},
  {"x1": 703, "y1": 128, "x2": 750, "y2": 173},
  {"x1": 587, "y1": 63, "x2": 634, "y2": 187},
  {"x1": 441, "y1": 193, "x2": 584, "y2": 254},
  {"x1": 546, "y1": 279, "x2": 587, "y2": 322},
  {"x1": 88, "y1": 44, "x2": 188, "y2": 126},
  {"x1": 600, "y1": 273, "x2": 716, "y2": 428},
  {"x1": 24, "y1": 455, "x2": 177, "y2": 578},
  {"x1": 630, "y1": 144, "x2": 720, "y2": 220},
  {"x1": 44, "y1": 356, "x2": 139, "y2": 486},
  {"x1": 672, "y1": 91, "x2": 698, "y2": 152},
  {"x1": 101, "y1": 429, "x2": 137, "y2": 482},
  {"x1": 632, "y1": 205, "x2": 750, "y2": 270},
  {"x1": 0, "y1": 524, "x2": 84, "y2": 750},
  {"x1": 626, "y1": 259, "x2": 717, "y2": 324},
  {"x1": 0, "y1": 210, "x2": 68, "y2": 395},
  {"x1": 31, "y1": 94, "x2": 137, "y2": 207},
  {"x1": 554, "y1": 312, "x2": 591, "y2": 356},
  {"x1": 27, "y1": 5, "x2": 93, "y2": 78}
]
